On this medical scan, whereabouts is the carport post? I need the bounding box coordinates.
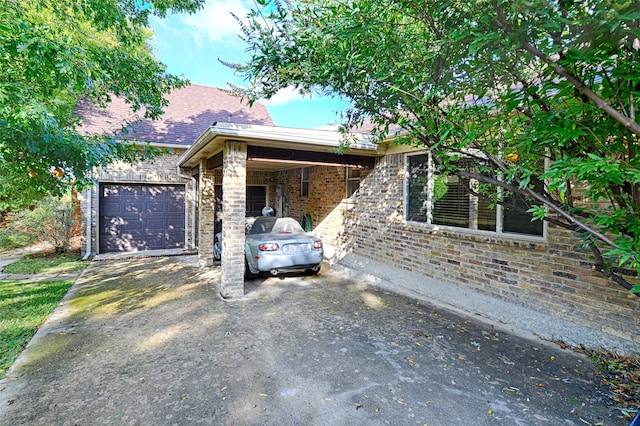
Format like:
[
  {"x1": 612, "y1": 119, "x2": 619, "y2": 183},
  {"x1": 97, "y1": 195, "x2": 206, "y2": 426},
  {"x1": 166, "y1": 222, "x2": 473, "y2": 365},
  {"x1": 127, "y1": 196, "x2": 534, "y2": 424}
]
[
  {"x1": 198, "y1": 160, "x2": 217, "y2": 267},
  {"x1": 220, "y1": 141, "x2": 247, "y2": 298}
]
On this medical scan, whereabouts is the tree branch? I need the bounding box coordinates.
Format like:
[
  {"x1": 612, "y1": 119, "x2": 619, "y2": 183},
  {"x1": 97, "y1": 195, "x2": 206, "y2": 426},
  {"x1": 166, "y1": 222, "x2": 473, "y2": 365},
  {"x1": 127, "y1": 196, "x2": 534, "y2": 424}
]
[
  {"x1": 491, "y1": 5, "x2": 640, "y2": 138},
  {"x1": 455, "y1": 170, "x2": 619, "y2": 247}
]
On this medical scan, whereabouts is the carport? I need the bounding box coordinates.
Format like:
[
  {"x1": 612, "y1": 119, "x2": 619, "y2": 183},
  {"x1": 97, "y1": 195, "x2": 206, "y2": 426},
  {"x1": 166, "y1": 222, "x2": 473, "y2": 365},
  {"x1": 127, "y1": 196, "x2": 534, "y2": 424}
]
[{"x1": 177, "y1": 122, "x2": 382, "y2": 298}]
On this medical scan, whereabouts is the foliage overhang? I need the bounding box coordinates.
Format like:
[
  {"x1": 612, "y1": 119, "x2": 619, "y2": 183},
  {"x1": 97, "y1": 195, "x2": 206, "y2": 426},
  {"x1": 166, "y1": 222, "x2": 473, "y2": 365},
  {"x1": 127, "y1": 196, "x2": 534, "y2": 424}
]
[{"x1": 234, "y1": 0, "x2": 640, "y2": 293}]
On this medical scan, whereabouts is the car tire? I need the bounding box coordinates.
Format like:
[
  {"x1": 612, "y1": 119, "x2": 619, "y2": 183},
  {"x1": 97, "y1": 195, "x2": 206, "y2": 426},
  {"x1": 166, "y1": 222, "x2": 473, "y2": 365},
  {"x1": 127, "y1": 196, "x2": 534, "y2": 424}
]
[
  {"x1": 306, "y1": 265, "x2": 321, "y2": 275},
  {"x1": 244, "y1": 258, "x2": 257, "y2": 280},
  {"x1": 213, "y1": 233, "x2": 222, "y2": 261}
]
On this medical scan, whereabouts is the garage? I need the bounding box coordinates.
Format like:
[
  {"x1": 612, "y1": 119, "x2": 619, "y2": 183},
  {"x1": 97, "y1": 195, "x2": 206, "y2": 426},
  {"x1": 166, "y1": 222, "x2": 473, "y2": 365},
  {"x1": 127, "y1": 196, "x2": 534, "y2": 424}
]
[{"x1": 98, "y1": 183, "x2": 185, "y2": 253}]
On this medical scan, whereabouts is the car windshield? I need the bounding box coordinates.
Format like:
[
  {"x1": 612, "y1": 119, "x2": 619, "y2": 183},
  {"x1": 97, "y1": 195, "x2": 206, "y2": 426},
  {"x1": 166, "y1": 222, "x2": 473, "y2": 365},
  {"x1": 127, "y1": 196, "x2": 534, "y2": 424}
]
[{"x1": 247, "y1": 217, "x2": 304, "y2": 235}]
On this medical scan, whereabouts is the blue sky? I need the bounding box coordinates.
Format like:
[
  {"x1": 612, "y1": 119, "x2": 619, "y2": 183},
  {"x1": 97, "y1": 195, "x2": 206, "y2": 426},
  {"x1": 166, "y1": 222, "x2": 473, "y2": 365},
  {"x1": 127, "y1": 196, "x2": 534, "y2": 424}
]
[{"x1": 150, "y1": 0, "x2": 348, "y2": 129}]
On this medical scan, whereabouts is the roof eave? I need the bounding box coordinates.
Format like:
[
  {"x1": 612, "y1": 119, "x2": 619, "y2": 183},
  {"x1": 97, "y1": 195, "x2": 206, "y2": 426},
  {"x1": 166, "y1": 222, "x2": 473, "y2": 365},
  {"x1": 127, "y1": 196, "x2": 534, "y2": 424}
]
[{"x1": 177, "y1": 122, "x2": 383, "y2": 169}]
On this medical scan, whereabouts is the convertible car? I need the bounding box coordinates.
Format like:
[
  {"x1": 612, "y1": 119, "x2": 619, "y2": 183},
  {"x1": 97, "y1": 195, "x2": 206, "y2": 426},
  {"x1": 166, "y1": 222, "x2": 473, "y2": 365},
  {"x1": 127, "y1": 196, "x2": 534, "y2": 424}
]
[{"x1": 213, "y1": 217, "x2": 324, "y2": 279}]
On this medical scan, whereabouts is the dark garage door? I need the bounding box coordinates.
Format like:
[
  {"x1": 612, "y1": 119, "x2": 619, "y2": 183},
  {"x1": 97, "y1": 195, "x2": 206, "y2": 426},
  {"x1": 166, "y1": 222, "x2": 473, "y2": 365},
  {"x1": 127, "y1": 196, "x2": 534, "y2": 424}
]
[{"x1": 99, "y1": 183, "x2": 185, "y2": 253}]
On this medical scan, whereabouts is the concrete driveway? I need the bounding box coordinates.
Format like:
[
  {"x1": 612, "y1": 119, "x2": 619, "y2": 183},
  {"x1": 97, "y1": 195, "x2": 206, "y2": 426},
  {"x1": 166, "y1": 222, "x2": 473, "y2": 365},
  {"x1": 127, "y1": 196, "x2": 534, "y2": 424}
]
[{"x1": 0, "y1": 255, "x2": 622, "y2": 425}]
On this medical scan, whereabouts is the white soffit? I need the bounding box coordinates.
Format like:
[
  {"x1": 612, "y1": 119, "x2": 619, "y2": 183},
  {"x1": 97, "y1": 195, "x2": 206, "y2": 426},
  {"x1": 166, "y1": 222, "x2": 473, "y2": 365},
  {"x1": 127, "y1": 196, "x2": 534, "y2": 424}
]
[{"x1": 178, "y1": 122, "x2": 382, "y2": 169}]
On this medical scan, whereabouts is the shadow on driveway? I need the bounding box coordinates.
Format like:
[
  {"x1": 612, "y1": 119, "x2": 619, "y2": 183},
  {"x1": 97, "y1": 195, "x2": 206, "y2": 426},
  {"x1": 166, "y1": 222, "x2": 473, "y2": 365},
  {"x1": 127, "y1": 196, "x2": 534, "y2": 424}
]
[{"x1": 0, "y1": 256, "x2": 622, "y2": 425}]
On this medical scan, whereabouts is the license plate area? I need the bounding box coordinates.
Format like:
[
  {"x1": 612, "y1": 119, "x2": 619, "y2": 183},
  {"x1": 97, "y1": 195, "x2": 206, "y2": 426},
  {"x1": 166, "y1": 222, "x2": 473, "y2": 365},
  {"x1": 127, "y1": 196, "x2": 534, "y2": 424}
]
[{"x1": 283, "y1": 243, "x2": 308, "y2": 253}]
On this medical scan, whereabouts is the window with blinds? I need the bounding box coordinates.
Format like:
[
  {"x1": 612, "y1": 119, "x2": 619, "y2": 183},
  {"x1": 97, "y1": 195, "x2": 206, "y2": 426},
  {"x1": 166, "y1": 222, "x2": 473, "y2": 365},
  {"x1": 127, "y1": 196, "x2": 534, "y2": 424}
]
[
  {"x1": 301, "y1": 167, "x2": 310, "y2": 197},
  {"x1": 405, "y1": 153, "x2": 543, "y2": 237},
  {"x1": 346, "y1": 168, "x2": 361, "y2": 197}
]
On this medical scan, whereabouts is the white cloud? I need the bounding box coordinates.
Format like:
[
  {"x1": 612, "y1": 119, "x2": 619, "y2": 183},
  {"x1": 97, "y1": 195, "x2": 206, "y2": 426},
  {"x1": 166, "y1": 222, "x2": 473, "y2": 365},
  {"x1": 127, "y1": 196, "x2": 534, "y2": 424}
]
[
  {"x1": 259, "y1": 87, "x2": 309, "y2": 106},
  {"x1": 180, "y1": 0, "x2": 251, "y2": 46}
]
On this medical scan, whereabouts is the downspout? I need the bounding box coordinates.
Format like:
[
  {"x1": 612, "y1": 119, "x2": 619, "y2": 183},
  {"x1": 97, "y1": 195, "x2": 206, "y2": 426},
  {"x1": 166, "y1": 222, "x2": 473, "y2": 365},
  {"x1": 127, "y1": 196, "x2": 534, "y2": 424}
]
[
  {"x1": 82, "y1": 186, "x2": 92, "y2": 260},
  {"x1": 177, "y1": 165, "x2": 197, "y2": 250}
]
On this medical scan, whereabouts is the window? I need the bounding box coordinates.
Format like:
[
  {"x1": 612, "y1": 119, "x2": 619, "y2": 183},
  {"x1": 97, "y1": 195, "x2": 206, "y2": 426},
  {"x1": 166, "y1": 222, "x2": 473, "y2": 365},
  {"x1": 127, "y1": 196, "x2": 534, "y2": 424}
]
[
  {"x1": 346, "y1": 167, "x2": 361, "y2": 197},
  {"x1": 405, "y1": 153, "x2": 543, "y2": 237},
  {"x1": 301, "y1": 167, "x2": 309, "y2": 196},
  {"x1": 502, "y1": 182, "x2": 545, "y2": 236}
]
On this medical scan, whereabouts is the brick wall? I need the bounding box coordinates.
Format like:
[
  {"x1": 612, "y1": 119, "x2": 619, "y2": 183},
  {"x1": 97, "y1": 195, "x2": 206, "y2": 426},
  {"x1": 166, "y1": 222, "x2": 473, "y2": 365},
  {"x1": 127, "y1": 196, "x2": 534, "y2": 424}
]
[
  {"x1": 335, "y1": 153, "x2": 640, "y2": 344},
  {"x1": 268, "y1": 165, "x2": 372, "y2": 243}
]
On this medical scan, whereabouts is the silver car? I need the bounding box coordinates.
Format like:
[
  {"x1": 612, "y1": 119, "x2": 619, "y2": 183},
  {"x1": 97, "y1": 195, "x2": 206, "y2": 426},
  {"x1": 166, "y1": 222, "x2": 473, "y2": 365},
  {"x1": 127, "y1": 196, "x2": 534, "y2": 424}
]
[{"x1": 244, "y1": 217, "x2": 323, "y2": 279}]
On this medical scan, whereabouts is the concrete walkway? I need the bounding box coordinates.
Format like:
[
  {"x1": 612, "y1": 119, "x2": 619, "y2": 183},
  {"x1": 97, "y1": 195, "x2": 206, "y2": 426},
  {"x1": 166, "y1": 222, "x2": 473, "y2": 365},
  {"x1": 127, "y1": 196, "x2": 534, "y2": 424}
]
[
  {"x1": 0, "y1": 255, "x2": 626, "y2": 425},
  {"x1": 338, "y1": 253, "x2": 640, "y2": 355}
]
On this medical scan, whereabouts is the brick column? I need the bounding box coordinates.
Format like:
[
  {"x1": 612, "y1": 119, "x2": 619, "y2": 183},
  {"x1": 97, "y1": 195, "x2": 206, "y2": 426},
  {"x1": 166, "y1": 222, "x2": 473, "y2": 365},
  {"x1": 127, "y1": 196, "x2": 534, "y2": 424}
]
[
  {"x1": 198, "y1": 161, "x2": 217, "y2": 267},
  {"x1": 220, "y1": 141, "x2": 247, "y2": 298}
]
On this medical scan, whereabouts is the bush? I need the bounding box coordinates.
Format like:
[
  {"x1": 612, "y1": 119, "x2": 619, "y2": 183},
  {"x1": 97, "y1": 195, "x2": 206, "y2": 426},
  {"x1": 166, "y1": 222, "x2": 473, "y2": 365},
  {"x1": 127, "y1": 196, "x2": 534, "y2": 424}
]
[
  {"x1": 0, "y1": 228, "x2": 36, "y2": 252},
  {"x1": 13, "y1": 195, "x2": 77, "y2": 253}
]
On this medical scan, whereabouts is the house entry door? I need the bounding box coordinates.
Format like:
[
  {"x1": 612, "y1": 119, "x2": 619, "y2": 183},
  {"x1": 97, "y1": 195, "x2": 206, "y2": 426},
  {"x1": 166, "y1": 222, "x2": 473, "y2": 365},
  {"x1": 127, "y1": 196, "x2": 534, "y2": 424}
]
[
  {"x1": 214, "y1": 185, "x2": 267, "y2": 233},
  {"x1": 246, "y1": 186, "x2": 267, "y2": 217}
]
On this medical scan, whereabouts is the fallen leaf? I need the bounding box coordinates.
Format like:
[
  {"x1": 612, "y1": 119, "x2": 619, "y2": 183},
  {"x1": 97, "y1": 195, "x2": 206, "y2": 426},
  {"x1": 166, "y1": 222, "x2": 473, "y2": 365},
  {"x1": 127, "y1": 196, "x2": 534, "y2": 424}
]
[
  {"x1": 260, "y1": 393, "x2": 268, "y2": 397},
  {"x1": 488, "y1": 408, "x2": 494, "y2": 415},
  {"x1": 536, "y1": 383, "x2": 546, "y2": 388},
  {"x1": 458, "y1": 355, "x2": 466, "y2": 361}
]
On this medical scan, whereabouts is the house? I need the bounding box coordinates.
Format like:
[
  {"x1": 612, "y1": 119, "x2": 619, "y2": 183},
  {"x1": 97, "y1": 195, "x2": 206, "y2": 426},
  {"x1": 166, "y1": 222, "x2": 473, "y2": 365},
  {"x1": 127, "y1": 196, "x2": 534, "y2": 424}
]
[
  {"x1": 76, "y1": 84, "x2": 273, "y2": 254},
  {"x1": 77, "y1": 84, "x2": 640, "y2": 348}
]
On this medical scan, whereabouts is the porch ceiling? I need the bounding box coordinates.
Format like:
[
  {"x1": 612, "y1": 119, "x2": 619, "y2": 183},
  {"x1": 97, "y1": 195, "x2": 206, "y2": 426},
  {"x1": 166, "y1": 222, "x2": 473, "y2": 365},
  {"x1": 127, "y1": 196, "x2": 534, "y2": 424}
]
[{"x1": 177, "y1": 122, "x2": 384, "y2": 171}]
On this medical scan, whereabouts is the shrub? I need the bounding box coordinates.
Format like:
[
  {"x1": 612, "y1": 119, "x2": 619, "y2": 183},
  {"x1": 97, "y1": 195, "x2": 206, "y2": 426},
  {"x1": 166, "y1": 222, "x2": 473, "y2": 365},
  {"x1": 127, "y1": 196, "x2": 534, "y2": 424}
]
[
  {"x1": 13, "y1": 195, "x2": 77, "y2": 253},
  {"x1": 0, "y1": 228, "x2": 36, "y2": 252}
]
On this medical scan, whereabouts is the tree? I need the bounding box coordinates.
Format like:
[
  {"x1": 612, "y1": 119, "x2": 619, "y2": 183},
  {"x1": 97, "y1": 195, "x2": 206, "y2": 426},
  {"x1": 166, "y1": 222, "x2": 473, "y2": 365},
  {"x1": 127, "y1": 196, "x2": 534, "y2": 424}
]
[
  {"x1": 0, "y1": 0, "x2": 204, "y2": 212},
  {"x1": 234, "y1": 0, "x2": 640, "y2": 292}
]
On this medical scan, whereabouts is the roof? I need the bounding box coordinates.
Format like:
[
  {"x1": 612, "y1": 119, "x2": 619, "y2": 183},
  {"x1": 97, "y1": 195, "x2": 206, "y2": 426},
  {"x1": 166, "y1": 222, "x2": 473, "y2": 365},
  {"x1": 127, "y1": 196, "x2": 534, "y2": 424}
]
[
  {"x1": 178, "y1": 122, "x2": 383, "y2": 170},
  {"x1": 74, "y1": 84, "x2": 274, "y2": 147}
]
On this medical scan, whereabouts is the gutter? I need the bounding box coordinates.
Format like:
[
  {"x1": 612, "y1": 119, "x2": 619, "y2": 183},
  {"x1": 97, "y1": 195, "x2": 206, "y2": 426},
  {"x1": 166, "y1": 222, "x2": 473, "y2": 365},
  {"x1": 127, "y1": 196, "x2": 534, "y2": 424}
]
[
  {"x1": 177, "y1": 165, "x2": 197, "y2": 250},
  {"x1": 82, "y1": 186, "x2": 92, "y2": 260}
]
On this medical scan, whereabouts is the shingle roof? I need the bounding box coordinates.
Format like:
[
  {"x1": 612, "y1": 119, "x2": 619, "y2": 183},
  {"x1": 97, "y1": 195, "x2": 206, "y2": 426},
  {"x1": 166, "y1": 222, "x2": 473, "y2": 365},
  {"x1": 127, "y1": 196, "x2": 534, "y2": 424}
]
[{"x1": 75, "y1": 84, "x2": 274, "y2": 146}]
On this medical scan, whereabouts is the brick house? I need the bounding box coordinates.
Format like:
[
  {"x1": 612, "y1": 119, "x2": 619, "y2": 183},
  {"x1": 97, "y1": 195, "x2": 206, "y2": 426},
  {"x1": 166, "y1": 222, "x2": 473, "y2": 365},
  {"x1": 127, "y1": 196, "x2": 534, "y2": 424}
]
[
  {"x1": 77, "y1": 84, "x2": 639, "y2": 347},
  {"x1": 76, "y1": 84, "x2": 273, "y2": 255}
]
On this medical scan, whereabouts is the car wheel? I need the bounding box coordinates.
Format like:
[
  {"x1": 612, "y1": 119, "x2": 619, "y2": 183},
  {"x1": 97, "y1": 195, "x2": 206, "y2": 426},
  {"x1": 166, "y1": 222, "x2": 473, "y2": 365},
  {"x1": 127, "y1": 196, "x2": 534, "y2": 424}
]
[
  {"x1": 213, "y1": 233, "x2": 222, "y2": 261},
  {"x1": 244, "y1": 258, "x2": 257, "y2": 280},
  {"x1": 306, "y1": 265, "x2": 321, "y2": 275}
]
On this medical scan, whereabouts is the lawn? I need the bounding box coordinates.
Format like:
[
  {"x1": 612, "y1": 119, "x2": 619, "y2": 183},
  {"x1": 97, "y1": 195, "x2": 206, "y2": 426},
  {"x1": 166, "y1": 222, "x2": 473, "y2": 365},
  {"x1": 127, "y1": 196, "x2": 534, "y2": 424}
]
[
  {"x1": 0, "y1": 245, "x2": 88, "y2": 378},
  {"x1": 0, "y1": 279, "x2": 74, "y2": 378},
  {"x1": 3, "y1": 252, "x2": 87, "y2": 275}
]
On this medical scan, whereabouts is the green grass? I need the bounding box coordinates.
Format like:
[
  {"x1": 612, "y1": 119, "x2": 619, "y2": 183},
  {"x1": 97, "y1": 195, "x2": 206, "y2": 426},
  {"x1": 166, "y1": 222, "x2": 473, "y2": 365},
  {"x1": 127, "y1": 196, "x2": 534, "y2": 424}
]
[
  {"x1": 3, "y1": 252, "x2": 88, "y2": 274},
  {"x1": 0, "y1": 229, "x2": 36, "y2": 252},
  {"x1": 0, "y1": 279, "x2": 74, "y2": 378}
]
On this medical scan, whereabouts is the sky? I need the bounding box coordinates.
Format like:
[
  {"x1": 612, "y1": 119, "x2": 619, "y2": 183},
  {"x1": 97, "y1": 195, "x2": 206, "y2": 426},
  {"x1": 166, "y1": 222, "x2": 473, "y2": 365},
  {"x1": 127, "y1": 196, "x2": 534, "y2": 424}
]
[{"x1": 150, "y1": 0, "x2": 348, "y2": 130}]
